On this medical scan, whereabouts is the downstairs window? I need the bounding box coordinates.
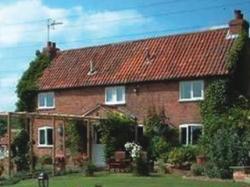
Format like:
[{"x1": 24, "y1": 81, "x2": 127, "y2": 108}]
[{"x1": 180, "y1": 124, "x2": 202, "y2": 145}]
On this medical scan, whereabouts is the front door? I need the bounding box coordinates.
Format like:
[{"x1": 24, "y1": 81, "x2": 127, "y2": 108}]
[{"x1": 91, "y1": 128, "x2": 106, "y2": 167}]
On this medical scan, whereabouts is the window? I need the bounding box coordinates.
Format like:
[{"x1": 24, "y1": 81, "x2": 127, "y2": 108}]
[
  {"x1": 38, "y1": 127, "x2": 53, "y2": 147},
  {"x1": 179, "y1": 80, "x2": 204, "y2": 101},
  {"x1": 38, "y1": 92, "x2": 55, "y2": 109},
  {"x1": 105, "y1": 86, "x2": 125, "y2": 105},
  {"x1": 180, "y1": 124, "x2": 202, "y2": 145}
]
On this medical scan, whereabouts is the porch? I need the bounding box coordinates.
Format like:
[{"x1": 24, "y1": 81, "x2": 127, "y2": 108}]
[{"x1": 0, "y1": 105, "x2": 139, "y2": 177}]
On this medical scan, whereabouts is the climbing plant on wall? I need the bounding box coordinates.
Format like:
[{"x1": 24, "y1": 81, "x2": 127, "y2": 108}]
[{"x1": 200, "y1": 31, "x2": 250, "y2": 178}]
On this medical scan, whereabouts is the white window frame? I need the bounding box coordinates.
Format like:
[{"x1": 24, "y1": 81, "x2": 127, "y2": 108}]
[
  {"x1": 38, "y1": 92, "x2": 55, "y2": 109},
  {"x1": 179, "y1": 124, "x2": 203, "y2": 145},
  {"x1": 38, "y1": 126, "x2": 53, "y2": 148},
  {"x1": 179, "y1": 80, "x2": 204, "y2": 102},
  {"x1": 105, "y1": 86, "x2": 126, "y2": 105}
]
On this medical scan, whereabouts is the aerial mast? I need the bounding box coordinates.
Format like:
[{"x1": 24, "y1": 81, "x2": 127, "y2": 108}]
[{"x1": 47, "y1": 18, "x2": 63, "y2": 42}]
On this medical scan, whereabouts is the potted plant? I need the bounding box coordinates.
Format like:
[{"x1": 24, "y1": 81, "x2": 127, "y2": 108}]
[{"x1": 195, "y1": 146, "x2": 206, "y2": 165}]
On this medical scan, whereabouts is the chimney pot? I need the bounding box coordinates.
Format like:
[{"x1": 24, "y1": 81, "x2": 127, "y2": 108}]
[
  {"x1": 47, "y1": 41, "x2": 52, "y2": 47},
  {"x1": 234, "y1": 10, "x2": 243, "y2": 19},
  {"x1": 228, "y1": 10, "x2": 249, "y2": 37},
  {"x1": 43, "y1": 41, "x2": 59, "y2": 59}
]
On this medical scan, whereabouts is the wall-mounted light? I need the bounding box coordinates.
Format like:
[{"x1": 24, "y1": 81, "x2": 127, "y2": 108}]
[{"x1": 57, "y1": 124, "x2": 64, "y2": 136}]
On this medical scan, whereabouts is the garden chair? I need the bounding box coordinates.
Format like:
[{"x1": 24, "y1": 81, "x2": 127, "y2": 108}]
[{"x1": 108, "y1": 151, "x2": 130, "y2": 172}]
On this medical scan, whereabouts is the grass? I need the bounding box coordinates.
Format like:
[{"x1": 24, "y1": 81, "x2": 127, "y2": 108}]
[{"x1": 9, "y1": 172, "x2": 248, "y2": 187}]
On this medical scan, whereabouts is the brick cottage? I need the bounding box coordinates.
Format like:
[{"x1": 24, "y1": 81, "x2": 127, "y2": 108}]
[{"x1": 33, "y1": 10, "x2": 249, "y2": 167}]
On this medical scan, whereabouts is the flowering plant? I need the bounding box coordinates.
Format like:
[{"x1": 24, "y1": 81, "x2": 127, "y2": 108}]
[
  {"x1": 125, "y1": 142, "x2": 149, "y2": 176},
  {"x1": 124, "y1": 142, "x2": 142, "y2": 159}
]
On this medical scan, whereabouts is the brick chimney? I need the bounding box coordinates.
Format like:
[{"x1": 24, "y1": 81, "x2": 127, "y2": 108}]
[
  {"x1": 229, "y1": 10, "x2": 249, "y2": 36},
  {"x1": 42, "y1": 41, "x2": 59, "y2": 59}
]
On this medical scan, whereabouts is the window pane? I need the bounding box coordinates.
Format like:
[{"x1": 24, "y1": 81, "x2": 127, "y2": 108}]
[
  {"x1": 181, "y1": 82, "x2": 191, "y2": 99},
  {"x1": 116, "y1": 87, "x2": 124, "y2": 102},
  {"x1": 188, "y1": 126, "x2": 192, "y2": 144},
  {"x1": 180, "y1": 127, "x2": 187, "y2": 145},
  {"x1": 193, "y1": 81, "x2": 203, "y2": 98},
  {"x1": 191, "y1": 126, "x2": 202, "y2": 145},
  {"x1": 38, "y1": 94, "x2": 45, "y2": 107},
  {"x1": 46, "y1": 94, "x2": 54, "y2": 107},
  {"x1": 39, "y1": 129, "x2": 45, "y2": 145},
  {"x1": 47, "y1": 129, "x2": 53, "y2": 145},
  {"x1": 106, "y1": 89, "x2": 113, "y2": 102}
]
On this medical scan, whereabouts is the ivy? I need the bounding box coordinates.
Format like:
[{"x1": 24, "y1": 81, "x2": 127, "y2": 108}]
[
  {"x1": 0, "y1": 119, "x2": 7, "y2": 137},
  {"x1": 144, "y1": 108, "x2": 178, "y2": 161},
  {"x1": 97, "y1": 112, "x2": 135, "y2": 160},
  {"x1": 13, "y1": 51, "x2": 51, "y2": 171},
  {"x1": 65, "y1": 120, "x2": 81, "y2": 155},
  {"x1": 200, "y1": 32, "x2": 250, "y2": 178},
  {"x1": 16, "y1": 52, "x2": 51, "y2": 112},
  {"x1": 226, "y1": 31, "x2": 248, "y2": 71}
]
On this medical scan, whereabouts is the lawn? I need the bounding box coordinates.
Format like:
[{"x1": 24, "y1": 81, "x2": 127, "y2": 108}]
[{"x1": 10, "y1": 173, "x2": 249, "y2": 187}]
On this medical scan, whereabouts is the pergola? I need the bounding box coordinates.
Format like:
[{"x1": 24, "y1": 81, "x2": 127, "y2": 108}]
[{"x1": 0, "y1": 111, "x2": 103, "y2": 177}]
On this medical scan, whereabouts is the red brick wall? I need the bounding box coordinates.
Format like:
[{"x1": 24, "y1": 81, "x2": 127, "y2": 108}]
[
  {"x1": 38, "y1": 80, "x2": 202, "y2": 126},
  {"x1": 33, "y1": 80, "x2": 203, "y2": 156}
]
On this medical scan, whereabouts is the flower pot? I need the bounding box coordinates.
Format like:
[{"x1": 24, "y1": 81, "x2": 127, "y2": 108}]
[{"x1": 196, "y1": 155, "x2": 206, "y2": 165}]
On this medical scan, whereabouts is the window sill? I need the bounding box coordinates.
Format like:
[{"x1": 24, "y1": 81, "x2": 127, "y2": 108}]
[
  {"x1": 37, "y1": 106, "x2": 55, "y2": 110},
  {"x1": 104, "y1": 102, "x2": 126, "y2": 106},
  {"x1": 37, "y1": 145, "x2": 53, "y2": 148},
  {"x1": 179, "y1": 98, "x2": 204, "y2": 102}
]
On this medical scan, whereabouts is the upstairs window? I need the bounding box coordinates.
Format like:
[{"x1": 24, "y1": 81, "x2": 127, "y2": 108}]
[
  {"x1": 105, "y1": 86, "x2": 125, "y2": 105},
  {"x1": 38, "y1": 92, "x2": 55, "y2": 109},
  {"x1": 180, "y1": 124, "x2": 202, "y2": 145},
  {"x1": 38, "y1": 127, "x2": 53, "y2": 147},
  {"x1": 179, "y1": 80, "x2": 204, "y2": 101}
]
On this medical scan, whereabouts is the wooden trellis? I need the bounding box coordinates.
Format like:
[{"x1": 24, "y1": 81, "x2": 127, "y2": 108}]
[{"x1": 0, "y1": 112, "x2": 102, "y2": 177}]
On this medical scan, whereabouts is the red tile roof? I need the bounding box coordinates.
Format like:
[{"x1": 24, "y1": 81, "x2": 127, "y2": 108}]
[{"x1": 38, "y1": 28, "x2": 234, "y2": 90}]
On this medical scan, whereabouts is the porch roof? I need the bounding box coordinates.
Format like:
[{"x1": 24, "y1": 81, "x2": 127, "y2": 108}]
[{"x1": 0, "y1": 111, "x2": 104, "y2": 120}]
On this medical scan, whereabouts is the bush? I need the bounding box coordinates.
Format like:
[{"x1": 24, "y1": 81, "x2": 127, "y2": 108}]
[
  {"x1": 153, "y1": 137, "x2": 171, "y2": 160},
  {"x1": 0, "y1": 177, "x2": 20, "y2": 186},
  {"x1": 85, "y1": 162, "x2": 96, "y2": 176},
  {"x1": 144, "y1": 108, "x2": 179, "y2": 161},
  {"x1": 202, "y1": 126, "x2": 250, "y2": 179},
  {"x1": 39, "y1": 155, "x2": 52, "y2": 165},
  {"x1": 97, "y1": 112, "x2": 136, "y2": 160},
  {"x1": 168, "y1": 146, "x2": 197, "y2": 167},
  {"x1": 203, "y1": 162, "x2": 229, "y2": 179},
  {"x1": 133, "y1": 157, "x2": 149, "y2": 176},
  {"x1": 0, "y1": 162, "x2": 4, "y2": 176},
  {"x1": 191, "y1": 164, "x2": 205, "y2": 176}
]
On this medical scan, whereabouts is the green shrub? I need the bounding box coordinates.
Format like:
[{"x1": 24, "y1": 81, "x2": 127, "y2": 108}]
[
  {"x1": 144, "y1": 108, "x2": 179, "y2": 161},
  {"x1": 0, "y1": 177, "x2": 20, "y2": 185},
  {"x1": 97, "y1": 112, "x2": 135, "y2": 160},
  {"x1": 203, "y1": 162, "x2": 229, "y2": 179},
  {"x1": 168, "y1": 146, "x2": 197, "y2": 166},
  {"x1": 39, "y1": 155, "x2": 52, "y2": 165},
  {"x1": 85, "y1": 162, "x2": 96, "y2": 176},
  {"x1": 191, "y1": 164, "x2": 205, "y2": 176},
  {"x1": 153, "y1": 137, "x2": 171, "y2": 159},
  {"x1": 133, "y1": 157, "x2": 149, "y2": 176},
  {"x1": 203, "y1": 126, "x2": 250, "y2": 179}
]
